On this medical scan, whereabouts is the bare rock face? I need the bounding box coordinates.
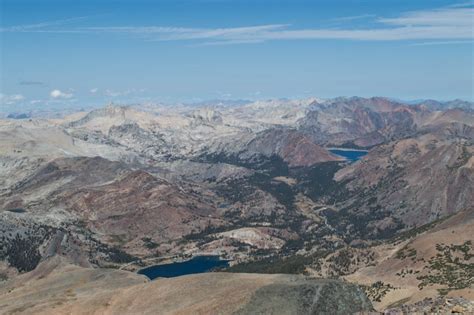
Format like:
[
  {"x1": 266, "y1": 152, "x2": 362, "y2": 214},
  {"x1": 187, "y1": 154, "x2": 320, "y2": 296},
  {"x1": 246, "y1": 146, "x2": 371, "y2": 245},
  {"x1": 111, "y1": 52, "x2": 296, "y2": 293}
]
[
  {"x1": 234, "y1": 277, "x2": 373, "y2": 315},
  {"x1": 298, "y1": 97, "x2": 434, "y2": 147},
  {"x1": 61, "y1": 169, "x2": 223, "y2": 250},
  {"x1": 108, "y1": 122, "x2": 166, "y2": 155},
  {"x1": 0, "y1": 257, "x2": 373, "y2": 315},
  {"x1": 190, "y1": 108, "x2": 224, "y2": 125},
  {"x1": 0, "y1": 155, "x2": 232, "y2": 269},
  {"x1": 245, "y1": 128, "x2": 342, "y2": 167}
]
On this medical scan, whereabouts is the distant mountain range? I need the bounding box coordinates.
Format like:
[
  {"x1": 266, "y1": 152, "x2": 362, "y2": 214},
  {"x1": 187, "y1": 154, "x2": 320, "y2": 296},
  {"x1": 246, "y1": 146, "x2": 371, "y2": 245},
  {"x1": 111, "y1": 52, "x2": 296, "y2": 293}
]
[
  {"x1": 4, "y1": 96, "x2": 472, "y2": 120},
  {"x1": 391, "y1": 97, "x2": 473, "y2": 110}
]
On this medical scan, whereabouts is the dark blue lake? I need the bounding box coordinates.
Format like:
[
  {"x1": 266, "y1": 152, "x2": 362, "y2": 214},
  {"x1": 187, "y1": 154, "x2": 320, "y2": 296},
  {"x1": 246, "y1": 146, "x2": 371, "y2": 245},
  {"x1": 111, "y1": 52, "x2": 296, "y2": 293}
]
[
  {"x1": 329, "y1": 149, "x2": 368, "y2": 162},
  {"x1": 137, "y1": 256, "x2": 229, "y2": 280}
]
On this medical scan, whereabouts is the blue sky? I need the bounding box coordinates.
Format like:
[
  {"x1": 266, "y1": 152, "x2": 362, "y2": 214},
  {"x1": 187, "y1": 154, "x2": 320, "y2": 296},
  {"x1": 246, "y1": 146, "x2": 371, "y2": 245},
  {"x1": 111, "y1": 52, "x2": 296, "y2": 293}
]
[{"x1": 0, "y1": 0, "x2": 473, "y2": 111}]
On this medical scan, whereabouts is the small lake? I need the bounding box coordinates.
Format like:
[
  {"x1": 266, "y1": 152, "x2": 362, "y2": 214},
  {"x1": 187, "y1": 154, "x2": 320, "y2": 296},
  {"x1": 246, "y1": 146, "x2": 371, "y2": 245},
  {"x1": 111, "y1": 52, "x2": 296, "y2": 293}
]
[
  {"x1": 137, "y1": 256, "x2": 229, "y2": 280},
  {"x1": 329, "y1": 148, "x2": 368, "y2": 162}
]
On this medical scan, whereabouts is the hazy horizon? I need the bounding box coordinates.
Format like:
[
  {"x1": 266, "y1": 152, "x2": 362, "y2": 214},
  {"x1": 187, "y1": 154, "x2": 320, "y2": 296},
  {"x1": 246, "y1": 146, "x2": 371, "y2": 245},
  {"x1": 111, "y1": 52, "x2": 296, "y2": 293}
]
[{"x1": 1, "y1": 0, "x2": 473, "y2": 111}]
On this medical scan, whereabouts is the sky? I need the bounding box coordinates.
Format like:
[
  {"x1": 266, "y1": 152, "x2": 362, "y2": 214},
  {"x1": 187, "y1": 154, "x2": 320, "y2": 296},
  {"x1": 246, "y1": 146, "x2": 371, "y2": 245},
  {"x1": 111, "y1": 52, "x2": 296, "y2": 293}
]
[{"x1": 0, "y1": 0, "x2": 473, "y2": 112}]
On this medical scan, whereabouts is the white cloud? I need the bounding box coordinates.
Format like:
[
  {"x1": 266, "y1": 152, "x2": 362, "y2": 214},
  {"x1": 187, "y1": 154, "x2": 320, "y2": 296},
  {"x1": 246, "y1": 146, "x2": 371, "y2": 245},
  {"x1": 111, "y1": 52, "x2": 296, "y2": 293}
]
[
  {"x1": 104, "y1": 88, "x2": 145, "y2": 97},
  {"x1": 104, "y1": 89, "x2": 124, "y2": 97},
  {"x1": 50, "y1": 89, "x2": 74, "y2": 99},
  {"x1": 90, "y1": 88, "x2": 99, "y2": 94},
  {"x1": 216, "y1": 91, "x2": 232, "y2": 98},
  {"x1": 0, "y1": 93, "x2": 25, "y2": 105},
  {"x1": 10, "y1": 94, "x2": 25, "y2": 101}
]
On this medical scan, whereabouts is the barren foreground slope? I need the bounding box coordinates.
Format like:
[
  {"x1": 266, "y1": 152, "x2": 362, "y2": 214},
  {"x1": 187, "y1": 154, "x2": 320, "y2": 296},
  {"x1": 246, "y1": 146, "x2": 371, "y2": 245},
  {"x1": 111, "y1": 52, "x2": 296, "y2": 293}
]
[{"x1": 0, "y1": 257, "x2": 372, "y2": 315}]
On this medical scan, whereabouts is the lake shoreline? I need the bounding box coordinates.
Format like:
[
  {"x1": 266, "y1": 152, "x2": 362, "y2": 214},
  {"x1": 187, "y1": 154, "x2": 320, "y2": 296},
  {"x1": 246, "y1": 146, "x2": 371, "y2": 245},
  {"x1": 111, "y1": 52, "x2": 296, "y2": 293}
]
[
  {"x1": 137, "y1": 255, "x2": 230, "y2": 280},
  {"x1": 328, "y1": 148, "x2": 369, "y2": 162},
  {"x1": 325, "y1": 147, "x2": 369, "y2": 152}
]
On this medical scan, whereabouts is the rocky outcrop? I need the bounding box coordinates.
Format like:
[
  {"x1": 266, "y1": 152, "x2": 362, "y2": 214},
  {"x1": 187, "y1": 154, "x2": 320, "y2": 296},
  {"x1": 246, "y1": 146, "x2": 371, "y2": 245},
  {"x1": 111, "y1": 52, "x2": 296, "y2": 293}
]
[
  {"x1": 344, "y1": 208, "x2": 474, "y2": 311},
  {"x1": 244, "y1": 128, "x2": 342, "y2": 167},
  {"x1": 61, "y1": 169, "x2": 223, "y2": 249},
  {"x1": 0, "y1": 156, "x2": 227, "y2": 261},
  {"x1": 333, "y1": 125, "x2": 473, "y2": 234},
  {"x1": 298, "y1": 97, "x2": 430, "y2": 147},
  {"x1": 190, "y1": 108, "x2": 223, "y2": 125},
  {"x1": 235, "y1": 276, "x2": 373, "y2": 315}
]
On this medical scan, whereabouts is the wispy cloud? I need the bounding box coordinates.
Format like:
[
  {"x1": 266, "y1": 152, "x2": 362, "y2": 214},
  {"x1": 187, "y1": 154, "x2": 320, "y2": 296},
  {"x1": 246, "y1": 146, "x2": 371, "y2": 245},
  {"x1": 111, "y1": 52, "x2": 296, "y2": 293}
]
[
  {"x1": 410, "y1": 40, "x2": 474, "y2": 46},
  {"x1": 18, "y1": 80, "x2": 45, "y2": 86},
  {"x1": 378, "y1": 6, "x2": 472, "y2": 27},
  {"x1": 1, "y1": 4, "x2": 472, "y2": 45},
  {"x1": 195, "y1": 39, "x2": 264, "y2": 46},
  {"x1": 330, "y1": 14, "x2": 376, "y2": 22},
  {"x1": 104, "y1": 88, "x2": 146, "y2": 97},
  {"x1": 446, "y1": 1, "x2": 474, "y2": 8},
  {"x1": 0, "y1": 16, "x2": 89, "y2": 32},
  {"x1": 85, "y1": 24, "x2": 288, "y2": 43},
  {"x1": 104, "y1": 89, "x2": 123, "y2": 97},
  {"x1": 0, "y1": 93, "x2": 25, "y2": 105}
]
